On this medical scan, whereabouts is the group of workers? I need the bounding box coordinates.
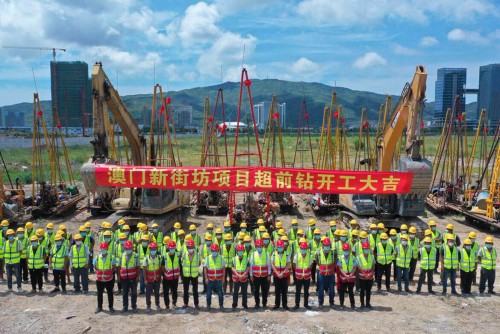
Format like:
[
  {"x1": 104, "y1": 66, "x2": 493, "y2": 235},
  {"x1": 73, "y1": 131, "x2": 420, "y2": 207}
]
[{"x1": 0, "y1": 217, "x2": 497, "y2": 314}]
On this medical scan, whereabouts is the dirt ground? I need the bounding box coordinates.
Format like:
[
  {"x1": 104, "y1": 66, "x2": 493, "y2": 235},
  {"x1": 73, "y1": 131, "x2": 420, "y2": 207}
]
[{"x1": 1, "y1": 195, "x2": 499, "y2": 334}]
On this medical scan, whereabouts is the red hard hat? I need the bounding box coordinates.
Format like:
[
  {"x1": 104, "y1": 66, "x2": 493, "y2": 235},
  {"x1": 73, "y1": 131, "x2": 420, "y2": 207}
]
[
  {"x1": 276, "y1": 239, "x2": 284, "y2": 247},
  {"x1": 236, "y1": 244, "x2": 245, "y2": 251},
  {"x1": 100, "y1": 242, "x2": 109, "y2": 251},
  {"x1": 300, "y1": 242, "x2": 308, "y2": 250},
  {"x1": 361, "y1": 241, "x2": 370, "y2": 249},
  {"x1": 255, "y1": 239, "x2": 263, "y2": 247},
  {"x1": 168, "y1": 241, "x2": 176, "y2": 249},
  {"x1": 124, "y1": 240, "x2": 133, "y2": 250},
  {"x1": 342, "y1": 243, "x2": 351, "y2": 251},
  {"x1": 322, "y1": 238, "x2": 331, "y2": 246},
  {"x1": 149, "y1": 242, "x2": 157, "y2": 249},
  {"x1": 210, "y1": 243, "x2": 219, "y2": 252},
  {"x1": 187, "y1": 240, "x2": 195, "y2": 248}
]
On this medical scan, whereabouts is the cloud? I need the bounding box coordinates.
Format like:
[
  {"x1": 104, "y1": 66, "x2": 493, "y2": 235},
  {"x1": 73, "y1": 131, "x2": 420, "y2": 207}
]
[
  {"x1": 393, "y1": 44, "x2": 417, "y2": 55},
  {"x1": 447, "y1": 28, "x2": 489, "y2": 44},
  {"x1": 290, "y1": 57, "x2": 320, "y2": 74},
  {"x1": 353, "y1": 52, "x2": 387, "y2": 69},
  {"x1": 420, "y1": 36, "x2": 439, "y2": 47},
  {"x1": 214, "y1": 0, "x2": 278, "y2": 15},
  {"x1": 178, "y1": 2, "x2": 221, "y2": 46}
]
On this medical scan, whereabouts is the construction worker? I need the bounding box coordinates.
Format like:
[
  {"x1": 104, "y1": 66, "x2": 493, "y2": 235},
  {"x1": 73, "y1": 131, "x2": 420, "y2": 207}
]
[
  {"x1": 118, "y1": 240, "x2": 139, "y2": 313},
  {"x1": 200, "y1": 233, "x2": 212, "y2": 294},
  {"x1": 282, "y1": 235, "x2": 292, "y2": 258},
  {"x1": 0, "y1": 220, "x2": 9, "y2": 281},
  {"x1": 445, "y1": 223, "x2": 461, "y2": 247},
  {"x1": 171, "y1": 222, "x2": 182, "y2": 243},
  {"x1": 232, "y1": 243, "x2": 250, "y2": 310},
  {"x1": 389, "y1": 229, "x2": 398, "y2": 280},
  {"x1": 309, "y1": 228, "x2": 321, "y2": 285},
  {"x1": 181, "y1": 239, "x2": 200, "y2": 310},
  {"x1": 460, "y1": 239, "x2": 477, "y2": 295},
  {"x1": 35, "y1": 228, "x2": 50, "y2": 283},
  {"x1": 81, "y1": 226, "x2": 94, "y2": 276},
  {"x1": 205, "y1": 243, "x2": 225, "y2": 310},
  {"x1": 288, "y1": 219, "x2": 299, "y2": 242},
  {"x1": 338, "y1": 229, "x2": 348, "y2": 252},
  {"x1": 214, "y1": 228, "x2": 223, "y2": 246},
  {"x1": 416, "y1": 237, "x2": 436, "y2": 294},
  {"x1": 99, "y1": 222, "x2": 113, "y2": 244},
  {"x1": 115, "y1": 219, "x2": 126, "y2": 241},
  {"x1": 94, "y1": 242, "x2": 116, "y2": 313},
  {"x1": 377, "y1": 223, "x2": 386, "y2": 242},
  {"x1": 293, "y1": 241, "x2": 312, "y2": 310},
  {"x1": 273, "y1": 221, "x2": 283, "y2": 241},
  {"x1": 317, "y1": 237, "x2": 335, "y2": 308},
  {"x1": 143, "y1": 242, "x2": 162, "y2": 312},
  {"x1": 338, "y1": 243, "x2": 357, "y2": 309},
  {"x1": 114, "y1": 233, "x2": 128, "y2": 294},
  {"x1": 305, "y1": 218, "x2": 316, "y2": 242},
  {"x1": 368, "y1": 223, "x2": 378, "y2": 249},
  {"x1": 223, "y1": 221, "x2": 234, "y2": 240},
  {"x1": 49, "y1": 233, "x2": 69, "y2": 293},
  {"x1": 408, "y1": 226, "x2": 420, "y2": 283},
  {"x1": 70, "y1": 234, "x2": 89, "y2": 294},
  {"x1": 45, "y1": 223, "x2": 56, "y2": 249},
  {"x1": 254, "y1": 225, "x2": 266, "y2": 241},
  {"x1": 3, "y1": 229, "x2": 23, "y2": 292},
  {"x1": 243, "y1": 235, "x2": 253, "y2": 257},
  {"x1": 206, "y1": 222, "x2": 215, "y2": 239},
  {"x1": 262, "y1": 232, "x2": 274, "y2": 255},
  {"x1": 27, "y1": 235, "x2": 47, "y2": 293},
  {"x1": 354, "y1": 231, "x2": 368, "y2": 257},
  {"x1": 222, "y1": 233, "x2": 235, "y2": 294},
  {"x1": 16, "y1": 227, "x2": 29, "y2": 283},
  {"x1": 395, "y1": 234, "x2": 412, "y2": 293},
  {"x1": 397, "y1": 224, "x2": 409, "y2": 245},
  {"x1": 468, "y1": 232, "x2": 479, "y2": 285},
  {"x1": 429, "y1": 220, "x2": 443, "y2": 273},
  {"x1": 138, "y1": 234, "x2": 150, "y2": 294},
  {"x1": 326, "y1": 221, "x2": 336, "y2": 244},
  {"x1": 176, "y1": 230, "x2": 187, "y2": 255},
  {"x1": 250, "y1": 239, "x2": 271, "y2": 309},
  {"x1": 134, "y1": 223, "x2": 144, "y2": 246},
  {"x1": 358, "y1": 241, "x2": 375, "y2": 309},
  {"x1": 24, "y1": 221, "x2": 35, "y2": 240},
  {"x1": 59, "y1": 226, "x2": 72, "y2": 284},
  {"x1": 374, "y1": 232, "x2": 392, "y2": 292},
  {"x1": 150, "y1": 223, "x2": 163, "y2": 246},
  {"x1": 350, "y1": 230, "x2": 359, "y2": 251},
  {"x1": 236, "y1": 232, "x2": 245, "y2": 246},
  {"x1": 478, "y1": 236, "x2": 496, "y2": 295},
  {"x1": 188, "y1": 224, "x2": 200, "y2": 247},
  {"x1": 271, "y1": 239, "x2": 290, "y2": 310},
  {"x1": 122, "y1": 224, "x2": 132, "y2": 242},
  {"x1": 162, "y1": 241, "x2": 180, "y2": 309},
  {"x1": 348, "y1": 219, "x2": 359, "y2": 240},
  {"x1": 440, "y1": 234, "x2": 459, "y2": 295}
]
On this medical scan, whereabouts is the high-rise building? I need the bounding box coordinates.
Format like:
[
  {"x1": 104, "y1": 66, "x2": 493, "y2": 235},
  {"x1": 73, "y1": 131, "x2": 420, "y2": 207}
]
[
  {"x1": 50, "y1": 61, "x2": 92, "y2": 129},
  {"x1": 174, "y1": 105, "x2": 193, "y2": 128},
  {"x1": 434, "y1": 68, "x2": 466, "y2": 126},
  {"x1": 477, "y1": 64, "x2": 500, "y2": 126},
  {"x1": 254, "y1": 101, "x2": 286, "y2": 129}
]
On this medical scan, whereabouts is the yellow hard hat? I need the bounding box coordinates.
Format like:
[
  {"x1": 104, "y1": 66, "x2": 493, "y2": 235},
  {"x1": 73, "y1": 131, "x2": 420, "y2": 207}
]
[
  {"x1": 377, "y1": 223, "x2": 385, "y2": 229},
  {"x1": 334, "y1": 230, "x2": 341, "y2": 236},
  {"x1": 1, "y1": 219, "x2": 9, "y2": 226},
  {"x1": 152, "y1": 223, "x2": 159, "y2": 229},
  {"x1": 428, "y1": 220, "x2": 436, "y2": 226},
  {"x1": 118, "y1": 219, "x2": 125, "y2": 226},
  {"x1": 137, "y1": 223, "x2": 144, "y2": 230},
  {"x1": 16, "y1": 227, "x2": 25, "y2": 234},
  {"x1": 119, "y1": 233, "x2": 127, "y2": 239},
  {"x1": 257, "y1": 218, "x2": 264, "y2": 225},
  {"x1": 485, "y1": 236, "x2": 494, "y2": 243},
  {"x1": 389, "y1": 229, "x2": 397, "y2": 236},
  {"x1": 6, "y1": 229, "x2": 15, "y2": 235},
  {"x1": 308, "y1": 218, "x2": 316, "y2": 226},
  {"x1": 244, "y1": 235, "x2": 252, "y2": 242},
  {"x1": 56, "y1": 230, "x2": 64, "y2": 236},
  {"x1": 281, "y1": 236, "x2": 289, "y2": 242},
  {"x1": 380, "y1": 233, "x2": 388, "y2": 240},
  {"x1": 177, "y1": 229, "x2": 185, "y2": 236},
  {"x1": 276, "y1": 221, "x2": 283, "y2": 229},
  {"x1": 329, "y1": 221, "x2": 337, "y2": 227},
  {"x1": 141, "y1": 235, "x2": 150, "y2": 241},
  {"x1": 26, "y1": 222, "x2": 33, "y2": 229},
  {"x1": 350, "y1": 219, "x2": 358, "y2": 225},
  {"x1": 103, "y1": 230, "x2": 112, "y2": 236},
  {"x1": 445, "y1": 233, "x2": 454, "y2": 241},
  {"x1": 360, "y1": 231, "x2": 368, "y2": 238},
  {"x1": 36, "y1": 229, "x2": 44, "y2": 237},
  {"x1": 291, "y1": 219, "x2": 298, "y2": 226},
  {"x1": 74, "y1": 234, "x2": 83, "y2": 240},
  {"x1": 174, "y1": 222, "x2": 181, "y2": 229},
  {"x1": 30, "y1": 235, "x2": 38, "y2": 242},
  {"x1": 123, "y1": 225, "x2": 130, "y2": 231},
  {"x1": 54, "y1": 234, "x2": 63, "y2": 241},
  {"x1": 409, "y1": 227, "x2": 417, "y2": 234},
  {"x1": 224, "y1": 233, "x2": 232, "y2": 241},
  {"x1": 278, "y1": 228, "x2": 286, "y2": 236},
  {"x1": 140, "y1": 224, "x2": 148, "y2": 231},
  {"x1": 468, "y1": 232, "x2": 476, "y2": 239},
  {"x1": 400, "y1": 234, "x2": 408, "y2": 241},
  {"x1": 79, "y1": 226, "x2": 86, "y2": 232},
  {"x1": 351, "y1": 230, "x2": 359, "y2": 237},
  {"x1": 258, "y1": 226, "x2": 266, "y2": 232},
  {"x1": 47, "y1": 223, "x2": 54, "y2": 229},
  {"x1": 262, "y1": 232, "x2": 271, "y2": 239},
  {"x1": 205, "y1": 233, "x2": 213, "y2": 241},
  {"x1": 240, "y1": 222, "x2": 247, "y2": 228},
  {"x1": 215, "y1": 228, "x2": 223, "y2": 234},
  {"x1": 189, "y1": 224, "x2": 196, "y2": 231},
  {"x1": 238, "y1": 233, "x2": 245, "y2": 240},
  {"x1": 424, "y1": 229, "x2": 432, "y2": 236},
  {"x1": 207, "y1": 223, "x2": 214, "y2": 229},
  {"x1": 299, "y1": 237, "x2": 307, "y2": 243},
  {"x1": 463, "y1": 239, "x2": 472, "y2": 246},
  {"x1": 340, "y1": 229, "x2": 347, "y2": 237},
  {"x1": 185, "y1": 234, "x2": 193, "y2": 241},
  {"x1": 102, "y1": 222, "x2": 108, "y2": 228},
  {"x1": 313, "y1": 228, "x2": 321, "y2": 235},
  {"x1": 423, "y1": 237, "x2": 432, "y2": 243},
  {"x1": 105, "y1": 222, "x2": 112, "y2": 229},
  {"x1": 400, "y1": 224, "x2": 408, "y2": 230},
  {"x1": 224, "y1": 221, "x2": 231, "y2": 227},
  {"x1": 84, "y1": 222, "x2": 92, "y2": 228},
  {"x1": 297, "y1": 229, "x2": 304, "y2": 235},
  {"x1": 446, "y1": 223, "x2": 454, "y2": 230},
  {"x1": 320, "y1": 236, "x2": 326, "y2": 242},
  {"x1": 369, "y1": 223, "x2": 377, "y2": 229},
  {"x1": 163, "y1": 236, "x2": 171, "y2": 244}
]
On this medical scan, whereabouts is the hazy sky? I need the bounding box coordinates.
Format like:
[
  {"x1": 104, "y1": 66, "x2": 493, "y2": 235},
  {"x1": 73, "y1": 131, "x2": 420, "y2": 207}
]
[{"x1": 0, "y1": 0, "x2": 499, "y2": 106}]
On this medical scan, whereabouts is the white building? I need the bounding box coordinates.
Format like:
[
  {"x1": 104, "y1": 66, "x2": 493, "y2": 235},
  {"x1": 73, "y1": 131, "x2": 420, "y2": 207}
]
[{"x1": 253, "y1": 101, "x2": 286, "y2": 129}]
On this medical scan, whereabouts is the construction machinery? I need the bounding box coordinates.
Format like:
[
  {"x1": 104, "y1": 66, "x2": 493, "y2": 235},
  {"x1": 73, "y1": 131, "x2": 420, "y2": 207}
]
[
  {"x1": 339, "y1": 65, "x2": 432, "y2": 234},
  {"x1": 80, "y1": 62, "x2": 189, "y2": 219}
]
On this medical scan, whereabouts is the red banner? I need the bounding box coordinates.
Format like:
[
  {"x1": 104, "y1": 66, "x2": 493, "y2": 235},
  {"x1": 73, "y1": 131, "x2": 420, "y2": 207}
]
[{"x1": 94, "y1": 165, "x2": 413, "y2": 194}]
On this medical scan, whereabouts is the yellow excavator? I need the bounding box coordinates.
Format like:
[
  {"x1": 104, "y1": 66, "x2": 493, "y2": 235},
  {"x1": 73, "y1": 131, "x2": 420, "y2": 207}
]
[
  {"x1": 80, "y1": 62, "x2": 189, "y2": 217},
  {"x1": 339, "y1": 65, "x2": 432, "y2": 233}
]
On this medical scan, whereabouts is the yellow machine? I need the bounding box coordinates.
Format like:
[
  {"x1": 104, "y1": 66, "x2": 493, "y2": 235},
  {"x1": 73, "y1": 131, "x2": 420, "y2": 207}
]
[
  {"x1": 339, "y1": 66, "x2": 432, "y2": 231},
  {"x1": 81, "y1": 62, "x2": 189, "y2": 216}
]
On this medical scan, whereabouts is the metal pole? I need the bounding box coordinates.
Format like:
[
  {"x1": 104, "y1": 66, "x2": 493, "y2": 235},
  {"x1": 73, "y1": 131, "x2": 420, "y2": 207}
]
[{"x1": 0, "y1": 150, "x2": 14, "y2": 189}]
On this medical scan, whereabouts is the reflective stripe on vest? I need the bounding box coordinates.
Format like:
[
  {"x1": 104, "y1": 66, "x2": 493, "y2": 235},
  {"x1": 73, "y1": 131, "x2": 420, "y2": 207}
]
[
  {"x1": 96, "y1": 255, "x2": 114, "y2": 281},
  {"x1": 443, "y1": 246, "x2": 458, "y2": 269},
  {"x1": 295, "y1": 252, "x2": 312, "y2": 280},
  {"x1": 481, "y1": 247, "x2": 497, "y2": 270},
  {"x1": 145, "y1": 256, "x2": 162, "y2": 282},
  {"x1": 71, "y1": 245, "x2": 87, "y2": 268},
  {"x1": 273, "y1": 252, "x2": 289, "y2": 277},
  {"x1": 396, "y1": 245, "x2": 411, "y2": 268},
  {"x1": 182, "y1": 252, "x2": 199, "y2": 278},
  {"x1": 20, "y1": 238, "x2": 29, "y2": 259},
  {"x1": 5, "y1": 240, "x2": 21, "y2": 264},
  {"x1": 223, "y1": 245, "x2": 235, "y2": 268},
  {"x1": 163, "y1": 253, "x2": 180, "y2": 280},
  {"x1": 460, "y1": 249, "x2": 476, "y2": 273},
  {"x1": 232, "y1": 255, "x2": 248, "y2": 282},
  {"x1": 251, "y1": 251, "x2": 268, "y2": 277},
  {"x1": 51, "y1": 245, "x2": 67, "y2": 270},
  {"x1": 376, "y1": 243, "x2": 393, "y2": 265},
  {"x1": 207, "y1": 255, "x2": 224, "y2": 281},
  {"x1": 0, "y1": 236, "x2": 4, "y2": 257},
  {"x1": 432, "y1": 230, "x2": 442, "y2": 247},
  {"x1": 28, "y1": 245, "x2": 45, "y2": 269},
  {"x1": 410, "y1": 238, "x2": 420, "y2": 259},
  {"x1": 357, "y1": 254, "x2": 374, "y2": 280},
  {"x1": 138, "y1": 246, "x2": 149, "y2": 268},
  {"x1": 120, "y1": 253, "x2": 138, "y2": 280},
  {"x1": 419, "y1": 248, "x2": 436, "y2": 270},
  {"x1": 318, "y1": 251, "x2": 335, "y2": 276}
]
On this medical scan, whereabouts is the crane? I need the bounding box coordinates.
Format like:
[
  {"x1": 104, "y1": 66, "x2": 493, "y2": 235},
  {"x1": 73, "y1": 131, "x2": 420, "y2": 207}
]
[{"x1": 2, "y1": 45, "x2": 66, "y2": 62}]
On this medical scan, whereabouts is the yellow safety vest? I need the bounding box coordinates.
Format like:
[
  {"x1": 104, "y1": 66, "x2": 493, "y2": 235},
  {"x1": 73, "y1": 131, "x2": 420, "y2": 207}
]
[{"x1": 28, "y1": 245, "x2": 45, "y2": 269}]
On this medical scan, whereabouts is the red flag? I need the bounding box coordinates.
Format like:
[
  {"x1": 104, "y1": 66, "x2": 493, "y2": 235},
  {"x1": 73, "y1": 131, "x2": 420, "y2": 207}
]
[
  {"x1": 363, "y1": 121, "x2": 370, "y2": 129},
  {"x1": 304, "y1": 113, "x2": 309, "y2": 119},
  {"x1": 341, "y1": 118, "x2": 345, "y2": 123},
  {"x1": 159, "y1": 105, "x2": 165, "y2": 114},
  {"x1": 244, "y1": 79, "x2": 252, "y2": 87},
  {"x1": 333, "y1": 111, "x2": 339, "y2": 118},
  {"x1": 208, "y1": 116, "x2": 214, "y2": 122},
  {"x1": 165, "y1": 96, "x2": 171, "y2": 105},
  {"x1": 421, "y1": 121, "x2": 425, "y2": 128},
  {"x1": 272, "y1": 112, "x2": 279, "y2": 119},
  {"x1": 37, "y1": 110, "x2": 43, "y2": 117},
  {"x1": 57, "y1": 123, "x2": 62, "y2": 129},
  {"x1": 457, "y1": 115, "x2": 463, "y2": 121}
]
